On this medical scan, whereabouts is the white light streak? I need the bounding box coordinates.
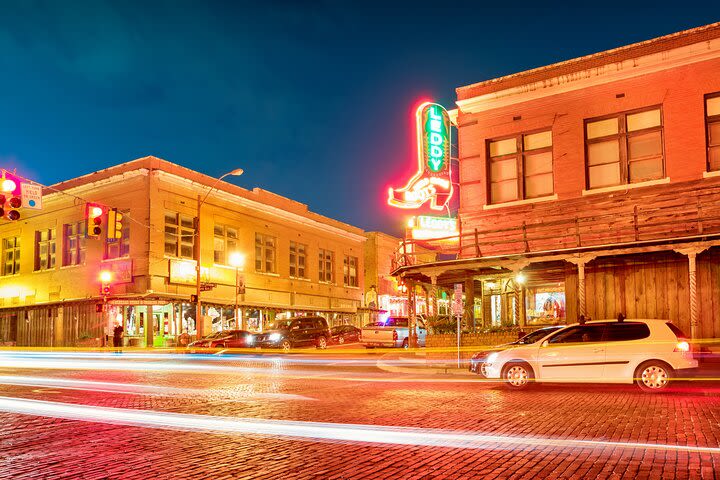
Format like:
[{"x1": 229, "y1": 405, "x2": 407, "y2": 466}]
[{"x1": 0, "y1": 396, "x2": 717, "y2": 455}]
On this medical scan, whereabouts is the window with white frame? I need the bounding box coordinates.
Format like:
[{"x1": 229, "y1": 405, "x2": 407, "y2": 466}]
[
  {"x1": 585, "y1": 107, "x2": 664, "y2": 189},
  {"x1": 706, "y1": 93, "x2": 720, "y2": 172},
  {"x1": 213, "y1": 224, "x2": 238, "y2": 265},
  {"x1": 319, "y1": 248, "x2": 334, "y2": 283},
  {"x1": 105, "y1": 211, "x2": 130, "y2": 259},
  {"x1": 34, "y1": 228, "x2": 56, "y2": 271},
  {"x1": 289, "y1": 241, "x2": 307, "y2": 278},
  {"x1": 164, "y1": 212, "x2": 195, "y2": 258},
  {"x1": 254, "y1": 233, "x2": 276, "y2": 273},
  {"x1": 2, "y1": 236, "x2": 20, "y2": 276},
  {"x1": 488, "y1": 130, "x2": 553, "y2": 204},
  {"x1": 343, "y1": 255, "x2": 358, "y2": 287},
  {"x1": 63, "y1": 221, "x2": 86, "y2": 266}
]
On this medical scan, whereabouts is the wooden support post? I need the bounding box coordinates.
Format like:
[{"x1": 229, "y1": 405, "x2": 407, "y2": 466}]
[
  {"x1": 578, "y1": 262, "x2": 586, "y2": 317},
  {"x1": 464, "y1": 277, "x2": 475, "y2": 332},
  {"x1": 688, "y1": 252, "x2": 699, "y2": 341}
]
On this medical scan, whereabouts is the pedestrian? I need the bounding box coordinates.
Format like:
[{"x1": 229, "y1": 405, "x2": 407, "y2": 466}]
[
  {"x1": 578, "y1": 314, "x2": 586, "y2": 325},
  {"x1": 112, "y1": 322, "x2": 124, "y2": 352},
  {"x1": 179, "y1": 330, "x2": 190, "y2": 348}
]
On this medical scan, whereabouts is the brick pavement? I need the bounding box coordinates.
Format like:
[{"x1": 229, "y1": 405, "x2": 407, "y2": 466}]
[{"x1": 0, "y1": 353, "x2": 718, "y2": 479}]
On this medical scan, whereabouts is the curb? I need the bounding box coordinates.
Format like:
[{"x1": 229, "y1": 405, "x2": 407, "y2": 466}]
[{"x1": 376, "y1": 356, "x2": 476, "y2": 376}]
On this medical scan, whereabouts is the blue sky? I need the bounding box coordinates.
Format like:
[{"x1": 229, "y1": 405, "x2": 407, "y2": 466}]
[{"x1": 0, "y1": 1, "x2": 717, "y2": 234}]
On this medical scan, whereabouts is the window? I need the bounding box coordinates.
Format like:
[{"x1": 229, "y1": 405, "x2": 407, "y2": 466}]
[
  {"x1": 104, "y1": 211, "x2": 130, "y2": 259},
  {"x1": 488, "y1": 130, "x2": 553, "y2": 204},
  {"x1": 706, "y1": 93, "x2": 720, "y2": 171},
  {"x1": 385, "y1": 317, "x2": 409, "y2": 327},
  {"x1": 585, "y1": 107, "x2": 664, "y2": 189},
  {"x1": 34, "y1": 228, "x2": 56, "y2": 271},
  {"x1": 2, "y1": 236, "x2": 20, "y2": 275},
  {"x1": 524, "y1": 284, "x2": 566, "y2": 325},
  {"x1": 164, "y1": 212, "x2": 195, "y2": 259},
  {"x1": 318, "y1": 249, "x2": 334, "y2": 283},
  {"x1": 63, "y1": 222, "x2": 86, "y2": 266},
  {"x1": 254, "y1": 233, "x2": 276, "y2": 273},
  {"x1": 343, "y1": 255, "x2": 358, "y2": 287},
  {"x1": 213, "y1": 224, "x2": 238, "y2": 265},
  {"x1": 548, "y1": 325, "x2": 604, "y2": 344},
  {"x1": 289, "y1": 241, "x2": 307, "y2": 278},
  {"x1": 603, "y1": 323, "x2": 650, "y2": 342}
]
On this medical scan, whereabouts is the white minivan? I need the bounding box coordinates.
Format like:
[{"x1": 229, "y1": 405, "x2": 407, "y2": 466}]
[{"x1": 483, "y1": 319, "x2": 697, "y2": 392}]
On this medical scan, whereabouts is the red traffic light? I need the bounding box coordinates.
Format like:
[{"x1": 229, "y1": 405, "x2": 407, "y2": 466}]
[
  {"x1": 8, "y1": 197, "x2": 21, "y2": 208},
  {"x1": 86, "y1": 203, "x2": 105, "y2": 238},
  {"x1": 6, "y1": 210, "x2": 20, "y2": 221}
]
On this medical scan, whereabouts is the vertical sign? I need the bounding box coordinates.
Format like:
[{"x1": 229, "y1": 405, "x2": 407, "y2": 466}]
[{"x1": 388, "y1": 102, "x2": 453, "y2": 211}]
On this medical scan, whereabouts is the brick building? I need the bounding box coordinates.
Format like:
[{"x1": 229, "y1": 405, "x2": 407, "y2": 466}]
[
  {"x1": 395, "y1": 22, "x2": 720, "y2": 341},
  {"x1": 0, "y1": 156, "x2": 366, "y2": 347}
]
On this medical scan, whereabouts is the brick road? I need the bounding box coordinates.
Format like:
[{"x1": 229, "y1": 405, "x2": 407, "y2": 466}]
[{"x1": 0, "y1": 350, "x2": 718, "y2": 479}]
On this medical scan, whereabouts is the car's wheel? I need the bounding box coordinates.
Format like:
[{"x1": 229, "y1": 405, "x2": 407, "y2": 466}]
[
  {"x1": 501, "y1": 362, "x2": 534, "y2": 390},
  {"x1": 479, "y1": 363, "x2": 490, "y2": 378},
  {"x1": 338, "y1": 336, "x2": 345, "y2": 345},
  {"x1": 635, "y1": 360, "x2": 673, "y2": 392},
  {"x1": 317, "y1": 336, "x2": 328, "y2": 349},
  {"x1": 402, "y1": 339, "x2": 409, "y2": 349},
  {"x1": 281, "y1": 340, "x2": 292, "y2": 353}
]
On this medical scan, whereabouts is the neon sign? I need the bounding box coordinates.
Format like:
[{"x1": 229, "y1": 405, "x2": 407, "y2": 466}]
[
  {"x1": 388, "y1": 102, "x2": 452, "y2": 211},
  {"x1": 408, "y1": 215, "x2": 459, "y2": 241}
]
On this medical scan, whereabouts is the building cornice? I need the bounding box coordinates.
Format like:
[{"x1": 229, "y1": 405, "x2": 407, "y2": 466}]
[
  {"x1": 456, "y1": 36, "x2": 720, "y2": 115},
  {"x1": 156, "y1": 171, "x2": 367, "y2": 243}
]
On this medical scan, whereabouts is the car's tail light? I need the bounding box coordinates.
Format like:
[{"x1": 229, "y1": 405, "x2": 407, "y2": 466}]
[
  {"x1": 674, "y1": 340, "x2": 690, "y2": 352},
  {"x1": 393, "y1": 330, "x2": 398, "y2": 341}
]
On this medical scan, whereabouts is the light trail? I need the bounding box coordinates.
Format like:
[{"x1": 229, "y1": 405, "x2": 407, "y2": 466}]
[
  {"x1": 0, "y1": 376, "x2": 313, "y2": 401},
  {"x1": 0, "y1": 396, "x2": 718, "y2": 455}
]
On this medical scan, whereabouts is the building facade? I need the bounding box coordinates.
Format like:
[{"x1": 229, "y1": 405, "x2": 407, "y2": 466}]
[
  {"x1": 0, "y1": 157, "x2": 366, "y2": 347},
  {"x1": 395, "y1": 23, "x2": 720, "y2": 341}
]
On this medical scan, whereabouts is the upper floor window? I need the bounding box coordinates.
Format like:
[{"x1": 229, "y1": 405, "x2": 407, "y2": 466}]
[
  {"x1": 255, "y1": 233, "x2": 276, "y2": 273},
  {"x1": 164, "y1": 212, "x2": 194, "y2": 259},
  {"x1": 319, "y1": 248, "x2": 334, "y2": 283},
  {"x1": 585, "y1": 107, "x2": 664, "y2": 189},
  {"x1": 105, "y1": 211, "x2": 130, "y2": 259},
  {"x1": 289, "y1": 241, "x2": 307, "y2": 278},
  {"x1": 706, "y1": 93, "x2": 720, "y2": 171},
  {"x1": 343, "y1": 255, "x2": 358, "y2": 287},
  {"x1": 34, "y1": 228, "x2": 56, "y2": 271},
  {"x1": 63, "y1": 221, "x2": 86, "y2": 266},
  {"x1": 488, "y1": 130, "x2": 553, "y2": 204},
  {"x1": 213, "y1": 224, "x2": 238, "y2": 265},
  {"x1": 2, "y1": 236, "x2": 20, "y2": 276}
]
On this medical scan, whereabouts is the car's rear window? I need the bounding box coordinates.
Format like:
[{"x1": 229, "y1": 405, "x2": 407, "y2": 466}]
[
  {"x1": 603, "y1": 322, "x2": 650, "y2": 342},
  {"x1": 665, "y1": 322, "x2": 688, "y2": 339},
  {"x1": 386, "y1": 318, "x2": 409, "y2": 327}
]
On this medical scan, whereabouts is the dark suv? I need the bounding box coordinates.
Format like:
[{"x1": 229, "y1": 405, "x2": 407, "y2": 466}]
[{"x1": 254, "y1": 316, "x2": 331, "y2": 352}]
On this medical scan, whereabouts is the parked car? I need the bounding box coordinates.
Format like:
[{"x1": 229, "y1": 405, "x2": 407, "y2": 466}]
[
  {"x1": 330, "y1": 325, "x2": 362, "y2": 345},
  {"x1": 361, "y1": 316, "x2": 427, "y2": 348},
  {"x1": 187, "y1": 330, "x2": 254, "y2": 351},
  {"x1": 482, "y1": 319, "x2": 697, "y2": 392},
  {"x1": 469, "y1": 326, "x2": 564, "y2": 377},
  {"x1": 254, "y1": 316, "x2": 331, "y2": 352}
]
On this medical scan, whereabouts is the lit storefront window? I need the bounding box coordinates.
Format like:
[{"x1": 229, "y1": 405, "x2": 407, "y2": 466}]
[{"x1": 525, "y1": 283, "x2": 566, "y2": 325}]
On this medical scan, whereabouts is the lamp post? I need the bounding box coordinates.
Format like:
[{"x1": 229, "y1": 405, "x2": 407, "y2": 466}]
[
  {"x1": 194, "y1": 168, "x2": 244, "y2": 339},
  {"x1": 228, "y1": 252, "x2": 245, "y2": 330}
]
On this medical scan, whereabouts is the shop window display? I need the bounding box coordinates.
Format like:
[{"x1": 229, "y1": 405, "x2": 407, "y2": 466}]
[{"x1": 525, "y1": 284, "x2": 566, "y2": 325}]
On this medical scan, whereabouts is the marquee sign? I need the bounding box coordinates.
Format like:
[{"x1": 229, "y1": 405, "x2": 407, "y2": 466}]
[
  {"x1": 408, "y1": 215, "x2": 459, "y2": 241},
  {"x1": 388, "y1": 102, "x2": 453, "y2": 211}
]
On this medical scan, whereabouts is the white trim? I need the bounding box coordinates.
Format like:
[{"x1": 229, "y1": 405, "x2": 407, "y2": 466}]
[
  {"x1": 581, "y1": 177, "x2": 670, "y2": 196},
  {"x1": 703, "y1": 170, "x2": 720, "y2": 178},
  {"x1": 483, "y1": 194, "x2": 558, "y2": 210},
  {"x1": 43, "y1": 170, "x2": 149, "y2": 202},
  {"x1": 156, "y1": 171, "x2": 366, "y2": 243},
  {"x1": 457, "y1": 38, "x2": 720, "y2": 114}
]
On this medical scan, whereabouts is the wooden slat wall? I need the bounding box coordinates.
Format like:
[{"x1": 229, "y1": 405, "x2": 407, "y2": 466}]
[
  {"x1": 62, "y1": 303, "x2": 104, "y2": 346},
  {"x1": 574, "y1": 251, "x2": 720, "y2": 338}
]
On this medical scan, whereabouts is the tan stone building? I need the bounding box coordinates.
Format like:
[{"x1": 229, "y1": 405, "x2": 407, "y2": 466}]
[{"x1": 0, "y1": 156, "x2": 366, "y2": 347}]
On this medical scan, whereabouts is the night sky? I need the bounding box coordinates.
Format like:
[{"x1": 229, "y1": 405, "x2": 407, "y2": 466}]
[{"x1": 0, "y1": 2, "x2": 717, "y2": 235}]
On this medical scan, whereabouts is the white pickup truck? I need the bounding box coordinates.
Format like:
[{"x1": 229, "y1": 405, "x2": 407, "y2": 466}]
[{"x1": 361, "y1": 316, "x2": 427, "y2": 348}]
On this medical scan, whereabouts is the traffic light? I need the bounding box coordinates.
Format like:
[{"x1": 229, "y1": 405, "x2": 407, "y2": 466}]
[
  {"x1": 100, "y1": 270, "x2": 112, "y2": 296},
  {"x1": 107, "y1": 209, "x2": 123, "y2": 239},
  {"x1": 0, "y1": 170, "x2": 22, "y2": 221},
  {"x1": 86, "y1": 203, "x2": 105, "y2": 238}
]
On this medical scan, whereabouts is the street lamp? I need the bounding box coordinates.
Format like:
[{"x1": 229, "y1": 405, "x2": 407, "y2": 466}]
[
  {"x1": 195, "y1": 168, "x2": 244, "y2": 338},
  {"x1": 228, "y1": 251, "x2": 245, "y2": 329}
]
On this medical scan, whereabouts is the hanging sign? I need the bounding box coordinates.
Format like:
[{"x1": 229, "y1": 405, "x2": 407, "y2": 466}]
[
  {"x1": 21, "y1": 183, "x2": 43, "y2": 210},
  {"x1": 388, "y1": 102, "x2": 453, "y2": 211},
  {"x1": 409, "y1": 215, "x2": 459, "y2": 241}
]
